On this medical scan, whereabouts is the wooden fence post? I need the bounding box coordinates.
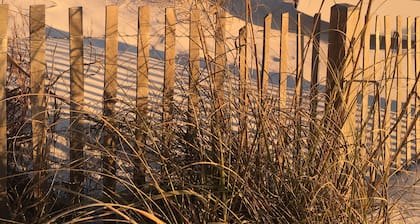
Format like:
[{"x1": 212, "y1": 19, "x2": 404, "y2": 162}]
[
  {"x1": 69, "y1": 6, "x2": 84, "y2": 201},
  {"x1": 163, "y1": 7, "x2": 176, "y2": 154},
  {"x1": 326, "y1": 4, "x2": 360, "y2": 147},
  {"x1": 135, "y1": 6, "x2": 150, "y2": 187},
  {"x1": 239, "y1": 26, "x2": 248, "y2": 151},
  {"x1": 103, "y1": 5, "x2": 118, "y2": 193},
  {"x1": 30, "y1": 4, "x2": 47, "y2": 204},
  {"x1": 0, "y1": 4, "x2": 8, "y2": 219}
]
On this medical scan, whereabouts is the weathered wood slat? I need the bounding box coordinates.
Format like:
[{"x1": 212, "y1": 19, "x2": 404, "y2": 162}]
[
  {"x1": 103, "y1": 5, "x2": 118, "y2": 192},
  {"x1": 416, "y1": 16, "x2": 420, "y2": 159},
  {"x1": 239, "y1": 26, "x2": 248, "y2": 151},
  {"x1": 310, "y1": 13, "x2": 321, "y2": 132},
  {"x1": 30, "y1": 4, "x2": 47, "y2": 201},
  {"x1": 406, "y1": 17, "x2": 413, "y2": 162},
  {"x1": 294, "y1": 12, "x2": 303, "y2": 165},
  {"x1": 189, "y1": 8, "x2": 200, "y2": 132},
  {"x1": 384, "y1": 15, "x2": 391, "y2": 167},
  {"x1": 295, "y1": 13, "x2": 303, "y2": 111},
  {"x1": 396, "y1": 16, "x2": 403, "y2": 168},
  {"x1": 69, "y1": 6, "x2": 84, "y2": 200},
  {"x1": 374, "y1": 16, "x2": 381, "y2": 144},
  {"x1": 261, "y1": 13, "x2": 272, "y2": 96},
  {"x1": 163, "y1": 7, "x2": 176, "y2": 152},
  {"x1": 135, "y1": 5, "x2": 150, "y2": 187},
  {"x1": 0, "y1": 4, "x2": 8, "y2": 219},
  {"x1": 371, "y1": 15, "x2": 381, "y2": 183},
  {"x1": 214, "y1": 9, "x2": 226, "y2": 118},
  {"x1": 279, "y1": 13, "x2": 289, "y2": 118},
  {"x1": 361, "y1": 15, "x2": 371, "y2": 153},
  {"x1": 343, "y1": 5, "x2": 360, "y2": 149}
]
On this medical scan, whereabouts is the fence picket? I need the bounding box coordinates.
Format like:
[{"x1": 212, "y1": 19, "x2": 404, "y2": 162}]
[
  {"x1": 384, "y1": 15, "x2": 391, "y2": 168},
  {"x1": 396, "y1": 16, "x2": 403, "y2": 169},
  {"x1": 343, "y1": 5, "x2": 361, "y2": 149},
  {"x1": 406, "y1": 17, "x2": 413, "y2": 163},
  {"x1": 135, "y1": 5, "x2": 150, "y2": 186},
  {"x1": 103, "y1": 5, "x2": 118, "y2": 192},
  {"x1": 361, "y1": 15, "x2": 371, "y2": 156},
  {"x1": 163, "y1": 7, "x2": 176, "y2": 153},
  {"x1": 69, "y1": 6, "x2": 84, "y2": 200},
  {"x1": 189, "y1": 7, "x2": 200, "y2": 136},
  {"x1": 295, "y1": 13, "x2": 303, "y2": 111},
  {"x1": 371, "y1": 15, "x2": 381, "y2": 183},
  {"x1": 279, "y1": 13, "x2": 289, "y2": 118},
  {"x1": 0, "y1": 4, "x2": 7, "y2": 218},
  {"x1": 214, "y1": 9, "x2": 226, "y2": 122},
  {"x1": 261, "y1": 13, "x2": 272, "y2": 96},
  {"x1": 239, "y1": 26, "x2": 248, "y2": 151},
  {"x1": 30, "y1": 4, "x2": 47, "y2": 201},
  {"x1": 416, "y1": 16, "x2": 420, "y2": 160},
  {"x1": 310, "y1": 13, "x2": 321, "y2": 133},
  {"x1": 294, "y1": 12, "x2": 303, "y2": 166}
]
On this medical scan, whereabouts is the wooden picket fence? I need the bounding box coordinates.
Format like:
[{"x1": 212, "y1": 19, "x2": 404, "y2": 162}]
[{"x1": 0, "y1": 3, "x2": 420, "y2": 216}]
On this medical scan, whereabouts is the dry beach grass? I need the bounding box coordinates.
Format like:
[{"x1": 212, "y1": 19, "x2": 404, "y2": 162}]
[{"x1": 1, "y1": 0, "x2": 420, "y2": 223}]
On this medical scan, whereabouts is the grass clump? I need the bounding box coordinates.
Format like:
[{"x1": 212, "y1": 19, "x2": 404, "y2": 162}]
[{"x1": 1, "y1": 0, "x2": 419, "y2": 223}]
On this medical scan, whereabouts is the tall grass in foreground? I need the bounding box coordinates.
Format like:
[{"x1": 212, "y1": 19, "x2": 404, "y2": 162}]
[{"x1": 2, "y1": 0, "x2": 420, "y2": 223}]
